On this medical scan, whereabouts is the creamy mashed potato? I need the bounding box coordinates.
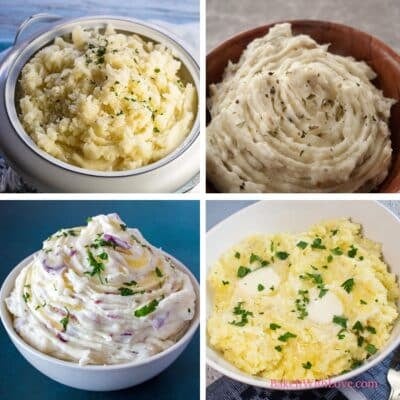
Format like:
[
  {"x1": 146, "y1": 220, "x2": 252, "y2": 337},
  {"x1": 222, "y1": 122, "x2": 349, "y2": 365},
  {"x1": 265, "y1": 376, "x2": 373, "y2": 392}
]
[
  {"x1": 207, "y1": 23, "x2": 396, "y2": 193},
  {"x1": 18, "y1": 25, "x2": 197, "y2": 171},
  {"x1": 6, "y1": 214, "x2": 196, "y2": 365},
  {"x1": 207, "y1": 218, "x2": 399, "y2": 380}
]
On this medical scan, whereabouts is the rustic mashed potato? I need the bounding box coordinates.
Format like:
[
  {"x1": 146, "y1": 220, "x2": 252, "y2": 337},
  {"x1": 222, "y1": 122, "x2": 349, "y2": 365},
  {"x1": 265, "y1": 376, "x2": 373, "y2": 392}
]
[
  {"x1": 207, "y1": 218, "x2": 399, "y2": 380},
  {"x1": 207, "y1": 23, "x2": 396, "y2": 193},
  {"x1": 18, "y1": 25, "x2": 197, "y2": 171}
]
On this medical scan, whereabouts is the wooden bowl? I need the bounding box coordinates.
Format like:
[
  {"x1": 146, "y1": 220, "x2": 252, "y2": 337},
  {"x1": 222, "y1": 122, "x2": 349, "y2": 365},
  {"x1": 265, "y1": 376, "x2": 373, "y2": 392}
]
[{"x1": 206, "y1": 20, "x2": 400, "y2": 193}]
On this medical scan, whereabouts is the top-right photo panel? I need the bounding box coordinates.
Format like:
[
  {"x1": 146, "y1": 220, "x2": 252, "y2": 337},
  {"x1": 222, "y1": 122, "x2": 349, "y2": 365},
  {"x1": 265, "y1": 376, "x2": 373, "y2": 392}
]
[{"x1": 206, "y1": 0, "x2": 400, "y2": 193}]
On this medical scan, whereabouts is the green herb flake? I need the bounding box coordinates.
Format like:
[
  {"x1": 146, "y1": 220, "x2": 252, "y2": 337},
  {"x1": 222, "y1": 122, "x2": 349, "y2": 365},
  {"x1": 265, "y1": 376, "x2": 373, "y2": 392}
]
[
  {"x1": 302, "y1": 361, "x2": 312, "y2": 369},
  {"x1": 229, "y1": 302, "x2": 253, "y2": 327},
  {"x1": 275, "y1": 345, "x2": 282, "y2": 352},
  {"x1": 22, "y1": 292, "x2": 30, "y2": 303},
  {"x1": 222, "y1": 280, "x2": 230, "y2": 286},
  {"x1": 337, "y1": 328, "x2": 346, "y2": 339},
  {"x1": 234, "y1": 252, "x2": 241, "y2": 259},
  {"x1": 98, "y1": 252, "x2": 108, "y2": 260},
  {"x1": 257, "y1": 284, "x2": 265, "y2": 292},
  {"x1": 270, "y1": 323, "x2": 281, "y2": 330},
  {"x1": 333, "y1": 315, "x2": 348, "y2": 329},
  {"x1": 118, "y1": 287, "x2": 135, "y2": 296},
  {"x1": 348, "y1": 245, "x2": 358, "y2": 258},
  {"x1": 134, "y1": 299, "x2": 159, "y2": 317},
  {"x1": 85, "y1": 250, "x2": 106, "y2": 283},
  {"x1": 341, "y1": 278, "x2": 355, "y2": 293},
  {"x1": 155, "y1": 267, "x2": 163, "y2": 278},
  {"x1": 237, "y1": 266, "x2": 251, "y2": 278},
  {"x1": 120, "y1": 224, "x2": 127, "y2": 231},
  {"x1": 365, "y1": 343, "x2": 377, "y2": 355},
  {"x1": 276, "y1": 251, "x2": 289, "y2": 260},
  {"x1": 352, "y1": 321, "x2": 364, "y2": 332},
  {"x1": 123, "y1": 280, "x2": 137, "y2": 286},
  {"x1": 154, "y1": 68, "x2": 160, "y2": 73},
  {"x1": 327, "y1": 255, "x2": 333, "y2": 263},
  {"x1": 296, "y1": 241, "x2": 308, "y2": 249},
  {"x1": 60, "y1": 308, "x2": 70, "y2": 332},
  {"x1": 331, "y1": 247, "x2": 343, "y2": 255},
  {"x1": 360, "y1": 299, "x2": 367, "y2": 305},
  {"x1": 366, "y1": 326, "x2": 376, "y2": 334},
  {"x1": 278, "y1": 332, "x2": 297, "y2": 342},
  {"x1": 311, "y1": 238, "x2": 326, "y2": 250}
]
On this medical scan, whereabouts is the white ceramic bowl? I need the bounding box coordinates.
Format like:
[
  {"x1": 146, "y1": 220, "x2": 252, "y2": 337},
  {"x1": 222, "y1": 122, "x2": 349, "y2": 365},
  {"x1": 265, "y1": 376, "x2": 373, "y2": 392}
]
[
  {"x1": 206, "y1": 200, "x2": 400, "y2": 390},
  {"x1": 0, "y1": 14, "x2": 199, "y2": 192},
  {"x1": 0, "y1": 252, "x2": 199, "y2": 391}
]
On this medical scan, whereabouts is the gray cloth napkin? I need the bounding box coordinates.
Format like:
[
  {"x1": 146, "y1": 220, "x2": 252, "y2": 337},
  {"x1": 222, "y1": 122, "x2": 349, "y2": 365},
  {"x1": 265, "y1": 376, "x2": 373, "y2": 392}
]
[
  {"x1": 0, "y1": 158, "x2": 35, "y2": 192},
  {"x1": 207, "y1": 350, "x2": 398, "y2": 400}
]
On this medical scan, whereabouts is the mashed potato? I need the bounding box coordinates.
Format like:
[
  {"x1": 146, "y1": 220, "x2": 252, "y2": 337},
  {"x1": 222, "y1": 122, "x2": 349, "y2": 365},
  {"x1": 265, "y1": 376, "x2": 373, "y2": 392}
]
[
  {"x1": 207, "y1": 218, "x2": 399, "y2": 380},
  {"x1": 18, "y1": 25, "x2": 197, "y2": 171},
  {"x1": 207, "y1": 23, "x2": 396, "y2": 192}
]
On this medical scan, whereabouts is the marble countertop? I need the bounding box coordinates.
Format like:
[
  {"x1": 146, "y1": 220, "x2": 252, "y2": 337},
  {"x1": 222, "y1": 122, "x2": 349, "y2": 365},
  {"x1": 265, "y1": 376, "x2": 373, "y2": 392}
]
[{"x1": 207, "y1": 0, "x2": 400, "y2": 52}]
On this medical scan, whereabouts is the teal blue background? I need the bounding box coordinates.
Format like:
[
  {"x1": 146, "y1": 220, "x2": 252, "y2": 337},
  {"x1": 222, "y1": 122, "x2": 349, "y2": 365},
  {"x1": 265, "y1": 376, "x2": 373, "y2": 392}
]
[{"x1": 0, "y1": 200, "x2": 200, "y2": 400}]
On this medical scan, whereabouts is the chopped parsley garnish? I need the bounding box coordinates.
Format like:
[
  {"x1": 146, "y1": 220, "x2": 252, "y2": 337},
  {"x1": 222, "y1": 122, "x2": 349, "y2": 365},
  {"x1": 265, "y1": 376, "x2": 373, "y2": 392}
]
[
  {"x1": 337, "y1": 328, "x2": 346, "y2": 339},
  {"x1": 331, "y1": 247, "x2": 343, "y2": 255},
  {"x1": 311, "y1": 238, "x2": 326, "y2": 249},
  {"x1": 304, "y1": 272, "x2": 328, "y2": 298},
  {"x1": 302, "y1": 361, "x2": 312, "y2": 369},
  {"x1": 359, "y1": 256, "x2": 364, "y2": 261},
  {"x1": 237, "y1": 266, "x2": 251, "y2": 278},
  {"x1": 269, "y1": 323, "x2": 281, "y2": 330},
  {"x1": 98, "y1": 252, "x2": 108, "y2": 260},
  {"x1": 134, "y1": 299, "x2": 159, "y2": 317},
  {"x1": 333, "y1": 315, "x2": 347, "y2": 329},
  {"x1": 296, "y1": 241, "x2": 308, "y2": 249},
  {"x1": 275, "y1": 251, "x2": 289, "y2": 260},
  {"x1": 327, "y1": 255, "x2": 333, "y2": 263},
  {"x1": 60, "y1": 308, "x2": 70, "y2": 332},
  {"x1": 351, "y1": 359, "x2": 363, "y2": 369},
  {"x1": 341, "y1": 278, "x2": 355, "y2": 293},
  {"x1": 120, "y1": 224, "x2": 127, "y2": 231},
  {"x1": 360, "y1": 299, "x2": 367, "y2": 305},
  {"x1": 278, "y1": 332, "x2": 297, "y2": 342},
  {"x1": 118, "y1": 287, "x2": 136, "y2": 296},
  {"x1": 295, "y1": 289, "x2": 309, "y2": 319},
  {"x1": 155, "y1": 267, "x2": 163, "y2": 278},
  {"x1": 222, "y1": 280, "x2": 230, "y2": 285},
  {"x1": 275, "y1": 345, "x2": 282, "y2": 352},
  {"x1": 347, "y1": 245, "x2": 358, "y2": 258},
  {"x1": 229, "y1": 302, "x2": 253, "y2": 327},
  {"x1": 366, "y1": 326, "x2": 376, "y2": 334},
  {"x1": 352, "y1": 321, "x2": 364, "y2": 332},
  {"x1": 123, "y1": 280, "x2": 137, "y2": 286},
  {"x1": 331, "y1": 229, "x2": 339, "y2": 236},
  {"x1": 35, "y1": 301, "x2": 46, "y2": 310},
  {"x1": 249, "y1": 253, "x2": 269, "y2": 266},
  {"x1": 257, "y1": 284, "x2": 265, "y2": 292},
  {"x1": 68, "y1": 230, "x2": 77, "y2": 236},
  {"x1": 85, "y1": 250, "x2": 106, "y2": 283},
  {"x1": 234, "y1": 252, "x2": 241, "y2": 259},
  {"x1": 22, "y1": 292, "x2": 30, "y2": 303},
  {"x1": 365, "y1": 343, "x2": 377, "y2": 355},
  {"x1": 154, "y1": 68, "x2": 160, "y2": 73}
]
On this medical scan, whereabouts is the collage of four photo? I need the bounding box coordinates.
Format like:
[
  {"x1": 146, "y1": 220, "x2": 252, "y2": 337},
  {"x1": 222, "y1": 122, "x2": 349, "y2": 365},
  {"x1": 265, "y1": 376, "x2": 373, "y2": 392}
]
[{"x1": 0, "y1": 1, "x2": 400, "y2": 399}]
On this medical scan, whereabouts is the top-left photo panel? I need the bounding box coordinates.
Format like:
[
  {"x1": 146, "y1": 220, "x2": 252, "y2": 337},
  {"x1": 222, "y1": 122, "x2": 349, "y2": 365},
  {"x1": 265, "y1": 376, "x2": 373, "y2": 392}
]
[{"x1": 0, "y1": 0, "x2": 199, "y2": 193}]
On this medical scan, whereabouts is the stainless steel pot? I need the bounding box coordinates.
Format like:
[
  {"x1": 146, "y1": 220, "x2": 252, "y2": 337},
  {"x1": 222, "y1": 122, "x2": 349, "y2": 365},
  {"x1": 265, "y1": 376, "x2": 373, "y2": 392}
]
[{"x1": 0, "y1": 14, "x2": 200, "y2": 192}]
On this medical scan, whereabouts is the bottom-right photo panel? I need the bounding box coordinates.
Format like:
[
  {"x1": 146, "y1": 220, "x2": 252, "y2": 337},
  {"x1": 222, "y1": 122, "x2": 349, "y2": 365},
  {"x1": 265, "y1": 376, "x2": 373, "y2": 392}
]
[{"x1": 206, "y1": 200, "x2": 399, "y2": 399}]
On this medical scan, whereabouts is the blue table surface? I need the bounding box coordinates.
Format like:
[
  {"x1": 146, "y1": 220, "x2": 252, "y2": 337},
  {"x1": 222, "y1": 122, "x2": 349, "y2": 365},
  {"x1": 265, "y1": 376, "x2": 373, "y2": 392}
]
[
  {"x1": 0, "y1": 200, "x2": 200, "y2": 400},
  {"x1": 0, "y1": 0, "x2": 199, "y2": 51}
]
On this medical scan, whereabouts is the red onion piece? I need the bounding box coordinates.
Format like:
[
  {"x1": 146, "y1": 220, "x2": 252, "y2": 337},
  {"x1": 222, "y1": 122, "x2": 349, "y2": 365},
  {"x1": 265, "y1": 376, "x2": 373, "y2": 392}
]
[{"x1": 103, "y1": 234, "x2": 131, "y2": 249}]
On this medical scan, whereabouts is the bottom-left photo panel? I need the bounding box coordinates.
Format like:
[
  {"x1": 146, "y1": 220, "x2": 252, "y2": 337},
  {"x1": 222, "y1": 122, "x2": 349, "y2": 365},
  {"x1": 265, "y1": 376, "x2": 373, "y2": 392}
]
[{"x1": 0, "y1": 200, "x2": 200, "y2": 400}]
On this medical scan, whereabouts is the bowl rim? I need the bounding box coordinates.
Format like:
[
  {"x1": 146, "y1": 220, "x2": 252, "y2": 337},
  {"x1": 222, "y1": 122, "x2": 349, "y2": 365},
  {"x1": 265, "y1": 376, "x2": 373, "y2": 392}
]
[
  {"x1": 206, "y1": 19, "x2": 400, "y2": 194},
  {"x1": 0, "y1": 248, "x2": 200, "y2": 371},
  {"x1": 3, "y1": 14, "x2": 200, "y2": 178},
  {"x1": 206, "y1": 200, "x2": 400, "y2": 390}
]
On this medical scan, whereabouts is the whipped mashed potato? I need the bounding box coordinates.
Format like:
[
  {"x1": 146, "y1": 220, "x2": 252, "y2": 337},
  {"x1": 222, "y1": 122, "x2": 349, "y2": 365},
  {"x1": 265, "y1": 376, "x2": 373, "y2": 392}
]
[
  {"x1": 207, "y1": 218, "x2": 399, "y2": 380},
  {"x1": 207, "y1": 23, "x2": 396, "y2": 193},
  {"x1": 6, "y1": 214, "x2": 196, "y2": 365},
  {"x1": 18, "y1": 25, "x2": 197, "y2": 171}
]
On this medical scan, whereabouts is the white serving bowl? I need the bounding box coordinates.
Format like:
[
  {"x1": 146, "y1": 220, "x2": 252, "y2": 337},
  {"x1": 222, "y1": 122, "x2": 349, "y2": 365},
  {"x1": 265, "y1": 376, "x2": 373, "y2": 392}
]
[
  {"x1": 0, "y1": 14, "x2": 199, "y2": 192},
  {"x1": 0, "y1": 252, "x2": 199, "y2": 391},
  {"x1": 206, "y1": 200, "x2": 400, "y2": 390}
]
